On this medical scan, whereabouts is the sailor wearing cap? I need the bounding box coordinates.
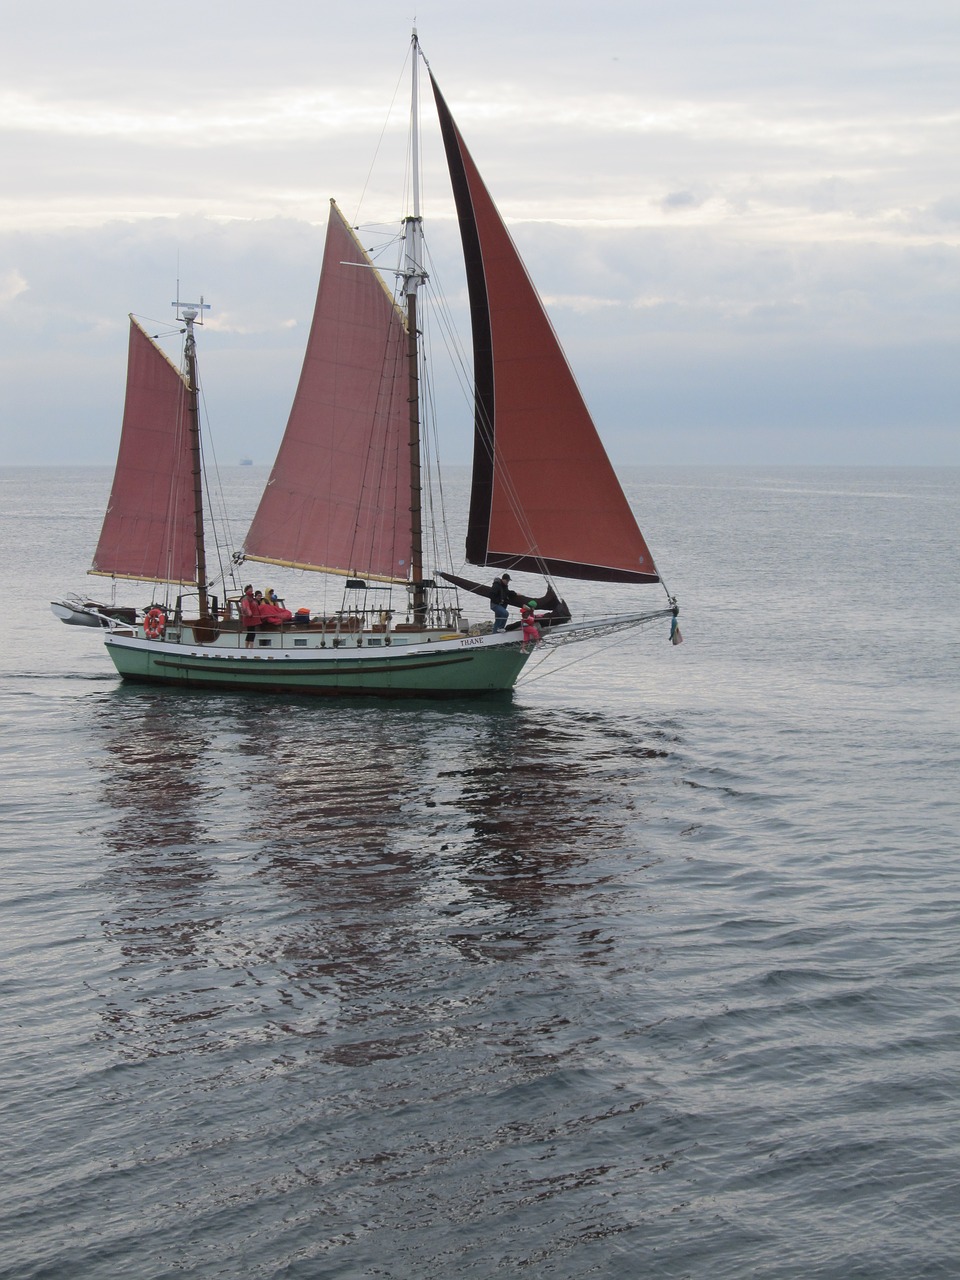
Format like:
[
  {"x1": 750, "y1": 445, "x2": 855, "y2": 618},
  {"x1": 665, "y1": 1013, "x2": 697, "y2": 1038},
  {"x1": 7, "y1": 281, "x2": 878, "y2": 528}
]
[{"x1": 490, "y1": 573, "x2": 511, "y2": 631}]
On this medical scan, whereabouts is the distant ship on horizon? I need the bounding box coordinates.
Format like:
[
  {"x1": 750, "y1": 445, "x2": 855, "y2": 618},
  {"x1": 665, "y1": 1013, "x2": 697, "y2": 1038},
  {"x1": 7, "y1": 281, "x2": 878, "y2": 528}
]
[{"x1": 239, "y1": 457, "x2": 253, "y2": 466}]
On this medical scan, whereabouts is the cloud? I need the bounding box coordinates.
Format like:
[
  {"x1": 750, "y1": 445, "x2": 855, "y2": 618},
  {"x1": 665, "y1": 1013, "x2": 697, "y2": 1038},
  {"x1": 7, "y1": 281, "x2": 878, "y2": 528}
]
[
  {"x1": 661, "y1": 191, "x2": 702, "y2": 211},
  {"x1": 0, "y1": 0, "x2": 958, "y2": 465},
  {"x1": 0, "y1": 268, "x2": 29, "y2": 303}
]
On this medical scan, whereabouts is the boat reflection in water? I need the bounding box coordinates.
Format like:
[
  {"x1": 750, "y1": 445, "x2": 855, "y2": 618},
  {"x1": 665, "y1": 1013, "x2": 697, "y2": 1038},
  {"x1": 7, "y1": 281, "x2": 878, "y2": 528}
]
[{"x1": 88, "y1": 689, "x2": 673, "y2": 1066}]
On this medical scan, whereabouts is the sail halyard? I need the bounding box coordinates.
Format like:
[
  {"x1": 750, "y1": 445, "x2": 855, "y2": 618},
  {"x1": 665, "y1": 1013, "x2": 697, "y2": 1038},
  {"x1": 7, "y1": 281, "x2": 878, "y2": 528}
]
[{"x1": 428, "y1": 72, "x2": 662, "y2": 587}]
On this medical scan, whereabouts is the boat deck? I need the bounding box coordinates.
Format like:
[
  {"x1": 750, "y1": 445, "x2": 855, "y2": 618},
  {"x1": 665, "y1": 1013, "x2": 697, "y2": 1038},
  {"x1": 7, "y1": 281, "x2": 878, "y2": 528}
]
[{"x1": 111, "y1": 617, "x2": 488, "y2": 651}]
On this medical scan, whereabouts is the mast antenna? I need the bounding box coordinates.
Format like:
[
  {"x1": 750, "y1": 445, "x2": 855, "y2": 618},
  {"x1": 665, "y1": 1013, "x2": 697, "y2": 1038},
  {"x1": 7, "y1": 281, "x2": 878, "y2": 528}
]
[{"x1": 173, "y1": 294, "x2": 210, "y2": 326}]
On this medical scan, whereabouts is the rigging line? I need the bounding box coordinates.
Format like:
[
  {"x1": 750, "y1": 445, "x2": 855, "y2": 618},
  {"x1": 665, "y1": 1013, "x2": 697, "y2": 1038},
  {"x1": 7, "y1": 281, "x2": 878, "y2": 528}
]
[
  {"x1": 360, "y1": 227, "x2": 406, "y2": 274},
  {"x1": 420, "y1": 240, "x2": 483, "y2": 434},
  {"x1": 455, "y1": 358, "x2": 551, "y2": 580},
  {"x1": 474, "y1": 398, "x2": 558, "y2": 587},
  {"x1": 412, "y1": 294, "x2": 441, "y2": 567},
  {"x1": 134, "y1": 312, "x2": 184, "y2": 341},
  {"x1": 371, "y1": 269, "x2": 407, "y2": 568},
  {"x1": 515, "y1": 644, "x2": 596, "y2": 688},
  {"x1": 418, "y1": 348, "x2": 436, "y2": 560},
  {"x1": 422, "y1": 390, "x2": 456, "y2": 592},
  {"x1": 514, "y1": 646, "x2": 563, "y2": 685},
  {"x1": 415, "y1": 251, "x2": 557, "y2": 587},
  {"x1": 517, "y1": 616, "x2": 667, "y2": 687},
  {"x1": 418, "y1": 240, "x2": 502, "y2": 535},
  {"x1": 657, "y1": 570, "x2": 677, "y2": 605},
  {"x1": 351, "y1": 53, "x2": 411, "y2": 228},
  {"x1": 200, "y1": 415, "x2": 236, "y2": 559},
  {"x1": 159, "y1": 329, "x2": 210, "y2": 599},
  {"x1": 417, "y1": 302, "x2": 457, "y2": 575},
  {"x1": 346, "y1": 317, "x2": 406, "y2": 576},
  {"x1": 163, "y1": 334, "x2": 190, "y2": 596},
  {"x1": 195, "y1": 373, "x2": 236, "y2": 598},
  {"x1": 418, "y1": 238, "x2": 559, "y2": 587}
]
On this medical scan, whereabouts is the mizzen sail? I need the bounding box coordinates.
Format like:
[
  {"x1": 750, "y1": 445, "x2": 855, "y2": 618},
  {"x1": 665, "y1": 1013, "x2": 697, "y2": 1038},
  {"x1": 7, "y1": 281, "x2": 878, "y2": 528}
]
[
  {"x1": 431, "y1": 76, "x2": 660, "y2": 585},
  {"x1": 90, "y1": 317, "x2": 197, "y2": 585},
  {"x1": 243, "y1": 201, "x2": 411, "y2": 583}
]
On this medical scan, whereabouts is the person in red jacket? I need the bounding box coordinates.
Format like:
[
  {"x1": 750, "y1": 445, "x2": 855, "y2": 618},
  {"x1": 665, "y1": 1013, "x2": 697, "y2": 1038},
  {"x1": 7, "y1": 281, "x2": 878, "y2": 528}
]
[
  {"x1": 520, "y1": 604, "x2": 541, "y2": 653},
  {"x1": 239, "y1": 584, "x2": 261, "y2": 647},
  {"x1": 259, "y1": 588, "x2": 293, "y2": 626}
]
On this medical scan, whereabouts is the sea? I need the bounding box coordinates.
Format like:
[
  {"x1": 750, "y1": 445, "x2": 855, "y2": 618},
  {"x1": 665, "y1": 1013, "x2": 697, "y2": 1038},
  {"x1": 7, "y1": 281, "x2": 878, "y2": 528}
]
[{"x1": 2, "y1": 464, "x2": 958, "y2": 1279}]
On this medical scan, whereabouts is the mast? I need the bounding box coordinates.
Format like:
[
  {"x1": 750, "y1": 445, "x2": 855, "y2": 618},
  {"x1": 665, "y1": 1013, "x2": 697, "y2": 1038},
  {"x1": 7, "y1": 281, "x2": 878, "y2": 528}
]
[
  {"x1": 177, "y1": 298, "x2": 210, "y2": 618},
  {"x1": 402, "y1": 30, "x2": 428, "y2": 624}
]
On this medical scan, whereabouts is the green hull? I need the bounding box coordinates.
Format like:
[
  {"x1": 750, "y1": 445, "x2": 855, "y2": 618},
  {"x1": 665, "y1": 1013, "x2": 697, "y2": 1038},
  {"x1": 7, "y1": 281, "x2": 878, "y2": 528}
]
[{"x1": 103, "y1": 633, "x2": 531, "y2": 698}]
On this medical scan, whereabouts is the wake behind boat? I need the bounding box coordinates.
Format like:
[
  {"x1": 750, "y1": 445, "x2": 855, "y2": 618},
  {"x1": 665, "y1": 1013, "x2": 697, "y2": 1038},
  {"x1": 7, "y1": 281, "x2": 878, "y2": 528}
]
[{"x1": 54, "y1": 32, "x2": 680, "y2": 698}]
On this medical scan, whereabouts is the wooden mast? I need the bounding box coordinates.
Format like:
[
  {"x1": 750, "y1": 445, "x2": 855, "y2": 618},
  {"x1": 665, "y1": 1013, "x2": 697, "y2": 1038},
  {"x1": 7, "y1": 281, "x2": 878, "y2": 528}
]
[
  {"x1": 403, "y1": 30, "x2": 427, "y2": 626},
  {"x1": 179, "y1": 300, "x2": 210, "y2": 620}
]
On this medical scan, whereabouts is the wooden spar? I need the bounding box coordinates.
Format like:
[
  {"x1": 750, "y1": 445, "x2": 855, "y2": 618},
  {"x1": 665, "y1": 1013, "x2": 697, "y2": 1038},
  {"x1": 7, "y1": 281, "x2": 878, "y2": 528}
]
[
  {"x1": 181, "y1": 304, "x2": 209, "y2": 620},
  {"x1": 405, "y1": 29, "x2": 427, "y2": 625}
]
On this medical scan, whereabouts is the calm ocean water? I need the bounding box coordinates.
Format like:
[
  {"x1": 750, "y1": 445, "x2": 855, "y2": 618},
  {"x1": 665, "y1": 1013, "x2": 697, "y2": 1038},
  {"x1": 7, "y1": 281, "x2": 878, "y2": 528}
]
[{"x1": 2, "y1": 464, "x2": 959, "y2": 1278}]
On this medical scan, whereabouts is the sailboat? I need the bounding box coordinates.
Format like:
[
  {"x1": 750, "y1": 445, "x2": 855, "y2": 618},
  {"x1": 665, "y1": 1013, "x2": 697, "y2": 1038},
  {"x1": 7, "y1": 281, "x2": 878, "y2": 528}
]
[{"x1": 53, "y1": 33, "x2": 680, "y2": 698}]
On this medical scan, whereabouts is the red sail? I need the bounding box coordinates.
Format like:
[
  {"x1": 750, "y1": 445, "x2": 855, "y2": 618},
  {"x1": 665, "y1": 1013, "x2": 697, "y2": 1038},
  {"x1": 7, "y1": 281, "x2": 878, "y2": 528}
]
[
  {"x1": 91, "y1": 317, "x2": 196, "y2": 585},
  {"x1": 243, "y1": 201, "x2": 411, "y2": 582},
  {"x1": 431, "y1": 76, "x2": 660, "y2": 585}
]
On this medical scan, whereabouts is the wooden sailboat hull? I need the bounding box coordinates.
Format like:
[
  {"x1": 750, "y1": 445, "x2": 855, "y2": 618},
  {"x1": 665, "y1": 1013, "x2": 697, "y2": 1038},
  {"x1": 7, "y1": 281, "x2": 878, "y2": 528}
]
[{"x1": 102, "y1": 631, "x2": 531, "y2": 698}]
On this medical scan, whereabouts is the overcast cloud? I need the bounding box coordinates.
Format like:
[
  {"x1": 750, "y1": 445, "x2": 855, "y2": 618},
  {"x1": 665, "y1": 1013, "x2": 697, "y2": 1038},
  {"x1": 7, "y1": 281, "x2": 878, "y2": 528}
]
[{"x1": 1, "y1": 0, "x2": 957, "y2": 466}]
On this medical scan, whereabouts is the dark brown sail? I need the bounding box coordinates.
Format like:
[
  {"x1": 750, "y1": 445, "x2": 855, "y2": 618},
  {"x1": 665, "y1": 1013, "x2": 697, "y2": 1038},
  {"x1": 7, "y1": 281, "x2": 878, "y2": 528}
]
[{"x1": 431, "y1": 74, "x2": 660, "y2": 585}]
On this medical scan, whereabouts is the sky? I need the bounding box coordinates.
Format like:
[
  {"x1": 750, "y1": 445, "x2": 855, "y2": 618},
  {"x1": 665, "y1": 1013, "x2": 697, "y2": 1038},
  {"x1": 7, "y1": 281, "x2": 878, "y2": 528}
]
[{"x1": 1, "y1": 0, "x2": 958, "y2": 467}]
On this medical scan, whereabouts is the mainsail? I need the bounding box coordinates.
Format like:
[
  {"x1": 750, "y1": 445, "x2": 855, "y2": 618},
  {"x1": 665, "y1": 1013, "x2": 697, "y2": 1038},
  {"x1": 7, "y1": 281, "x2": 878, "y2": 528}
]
[
  {"x1": 430, "y1": 75, "x2": 660, "y2": 586},
  {"x1": 91, "y1": 317, "x2": 196, "y2": 585},
  {"x1": 243, "y1": 201, "x2": 411, "y2": 583}
]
